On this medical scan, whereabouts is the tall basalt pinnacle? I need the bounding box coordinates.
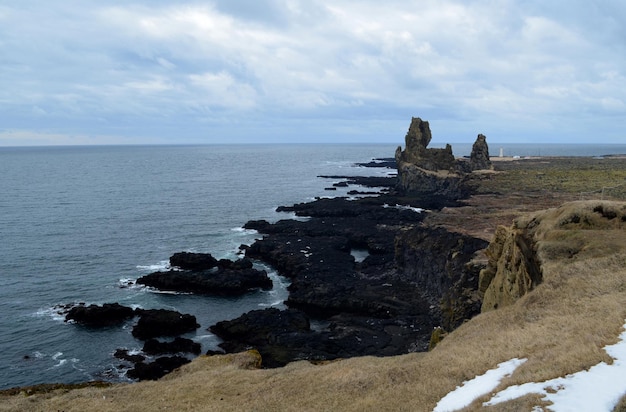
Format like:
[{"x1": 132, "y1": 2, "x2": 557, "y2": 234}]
[
  {"x1": 395, "y1": 117, "x2": 454, "y2": 171},
  {"x1": 395, "y1": 117, "x2": 463, "y2": 197},
  {"x1": 404, "y1": 117, "x2": 432, "y2": 160},
  {"x1": 470, "y1": 133, "x2": 492, "y2": 171}
]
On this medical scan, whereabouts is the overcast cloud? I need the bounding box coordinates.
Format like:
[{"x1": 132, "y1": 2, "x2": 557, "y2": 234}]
[{"x1": 1, "y1": 1, "x2": 625, "y2": 145}]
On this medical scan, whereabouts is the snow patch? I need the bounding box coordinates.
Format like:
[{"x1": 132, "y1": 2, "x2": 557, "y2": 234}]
[
  {"x1": 485, "y1": 320, "x2": 626, "y2": 411},
  {"x1": 434, "y1": 320, "x2": 626, "y2": 411},
  {"x1": 434, "y1": 358, "x2": 527, "y2": 412}
]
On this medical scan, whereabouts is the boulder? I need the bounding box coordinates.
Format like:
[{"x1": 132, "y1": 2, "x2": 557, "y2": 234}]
[
  {"x1": 169, "y1": 252, "x2": 218, "y2": 270},
  {"x1": 132, "y1": 309, "x2": 199, "y2": 340},
  {"x1": 127, "y1": 356, "x2": 191, "y2": 381},
  {"x1": 470, "y1": 134, "x2": 492, "y2": 170},
  {"x1": 142, "y1": 337, "x2": 202, "y2": 355},
  {"x1": 136, "y1": 265, "x2": 272, "y2": 296},
  {"x1": 64, "y1": 303, "x2": 135, "y2": 327},
  {"x1": 113, "y1": 349, "x2": 145, "y2": 364}
]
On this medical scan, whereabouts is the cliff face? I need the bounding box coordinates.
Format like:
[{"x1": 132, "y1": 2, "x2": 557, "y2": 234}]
[
  {"x1": 479, "y1": 225, "x2": 542, "y2": 311},
  {"x1": 479, "y1": 200, "x2": 626, "y2": 312},
  {"x1": 394, "y1": 226, "x2": 488, "y2": 330}
]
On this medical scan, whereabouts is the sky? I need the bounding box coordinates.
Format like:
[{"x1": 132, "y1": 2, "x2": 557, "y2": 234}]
[{"x1": 1, "y1": 1, "x2": 625, "y2": 146}]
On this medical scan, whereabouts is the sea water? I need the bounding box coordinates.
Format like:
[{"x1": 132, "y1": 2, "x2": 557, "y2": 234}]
[{"x1": 1, "y1": 143, "x2": 625, "y2": 390}]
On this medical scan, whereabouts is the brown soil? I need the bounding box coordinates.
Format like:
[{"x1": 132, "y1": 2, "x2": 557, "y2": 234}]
[{"x1": 424, "y1": 156, "x2": 626, "y2": 243}]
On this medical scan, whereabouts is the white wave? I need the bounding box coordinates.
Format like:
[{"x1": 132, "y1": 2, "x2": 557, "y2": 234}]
[
  {"x1": 34, "y1": 306, "x2": 68, "y2": 323},
  {"x1": 258, "y1": 300, "x2": 283, "y2": 307},
  {"x1": 195, "y1": 334, "x2": 218, "y2": 341},
  {"x1": 118, "y1": 278, "x2": 137, "y2": 289},
  {"x1": 141, "y1": 286, "x2": 192, "y2": 296},
  {"x1": 52, "y1": 359, "x2": 67, "y2": 368},
  {"x1": 230, "y1": 227, "x2": 258, "y2": 235},
  {"x1": 136, "y1": 260, "x2": 170, "y2": 272}
]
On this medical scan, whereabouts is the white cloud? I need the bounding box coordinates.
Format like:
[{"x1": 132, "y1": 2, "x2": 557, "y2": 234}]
[{"x1": 1, "y1": 1, "x2": 625, "y2": 144}]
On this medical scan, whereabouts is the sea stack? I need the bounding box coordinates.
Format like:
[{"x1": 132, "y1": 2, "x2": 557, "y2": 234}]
[
  {"x1": 394, "y1": 117, "x2": 455, "y2": 171},
  {"x1": 394, "y1": 117, "x2": 466, "y2": 199},
  {"x1": 470, "y1": 134, "x2": 492, "y2": 170}
]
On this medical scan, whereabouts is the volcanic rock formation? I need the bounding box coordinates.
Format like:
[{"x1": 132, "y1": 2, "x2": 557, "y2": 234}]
[
  {"x1": 470, "y1": 134, "x2": 492, "y2": 171},
  {"x1": 394, "y1": 117, "x2": 468, "y2": 199}
]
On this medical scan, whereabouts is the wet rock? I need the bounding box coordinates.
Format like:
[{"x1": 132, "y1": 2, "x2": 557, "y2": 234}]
[
  {"x1": 142, "y1": 337, "x2": 202, "y2": 355},
  {"x1": 127, "y1": 356, "x2": 191, "y2": 381},
  {"x1": 234, "y1": 190, "x2": 485, "y2": 366},
  {"x1": 114, "y1": 349, "x2": 145, "y2": 364},
  {"x1": 132, "y1": 309, "x2": 199, "y2": 340},
  {"x1": 169, "y1": 252, "x2": 218, "y2": 270},
  {"x1": 136, "y1": 265, "x2": 272, "y2": 296},
  {"x1": 64, "y1": 303, "x2": 135, "y2": 327}
]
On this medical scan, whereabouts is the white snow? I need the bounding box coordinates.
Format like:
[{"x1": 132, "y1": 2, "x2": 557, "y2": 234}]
[
  {"x1": 485, "y1": 320, "x2": 626, "y2": 411},
  {"x1": 433, "y1": 358, "x2": 527, "y2": 412},
  {"x1": 434, "y1": 320, "x2": 626, "y2": 412}
]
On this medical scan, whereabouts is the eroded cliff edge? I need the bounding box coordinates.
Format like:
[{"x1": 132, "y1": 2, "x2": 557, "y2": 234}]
[{"x1": 479, "y1": 200, "x2": 626, "y2": 312}]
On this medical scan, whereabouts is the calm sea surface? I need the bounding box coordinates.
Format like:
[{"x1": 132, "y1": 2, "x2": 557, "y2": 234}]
[{"x1": 1, "y1": 143, "x2": 625, "y2": 389}]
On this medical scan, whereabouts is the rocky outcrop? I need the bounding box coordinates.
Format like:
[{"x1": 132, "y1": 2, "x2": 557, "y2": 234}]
[
  {"x1": 127, "y1": 356, "x2": 191, "y2": 381},
  {"x1": 480, "y1": 201, "x2": 626, "y2": 312},
  {"x1": 65, "y1": 303, "x2": 135, "y2": 327},
  {"x1": 395, "y1": 117, "x2": 455, "y2": 172},
  {"x1": 395, "y1": 162, "x2": 471, "y2": 199},
  {"x1": 213, "y1": 179, "x2": 490, "y2": 366},
  {"x1": 394, "y1": 227, "x2": 488, "y2": 330},
  {"x1": 143, "y1": 337, "x2": 202, "y2": 355},
  {"x1": 394, "y1": 117, "x2": 468, "y2": 198},
  {"x1": 137, "y1": 255, "x2": 272, "y2": 296},
  {"x1": 136, "y1": 265, "x2": 272, "y2": 296},
  {"x1": 479, "y1": 225, "x2": 542, "y2": 311},
  {"x1": 169, "y1": 252, "x2": 218, "y2": 270},
  {"x1": 470, "y1": 134, "x2": 492, "y2": 171},
  {"x1": 132, "y1": 309, "x2": 199, "y2": 340}
]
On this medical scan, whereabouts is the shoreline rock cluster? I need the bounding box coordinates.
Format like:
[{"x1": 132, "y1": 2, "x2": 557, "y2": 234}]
[{"x1": 59, "y1": 117, "x2": 496, "y2": 379}]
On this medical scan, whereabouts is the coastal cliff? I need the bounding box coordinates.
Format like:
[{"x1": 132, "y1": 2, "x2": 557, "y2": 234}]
[{"x1": 480, "y1": 200, "x2": 626, "y2": 312}]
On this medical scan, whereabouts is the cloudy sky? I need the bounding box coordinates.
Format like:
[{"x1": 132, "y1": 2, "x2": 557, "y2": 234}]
[{"x1": 1, "y1": 1, "x2": 625, "y2": 146}]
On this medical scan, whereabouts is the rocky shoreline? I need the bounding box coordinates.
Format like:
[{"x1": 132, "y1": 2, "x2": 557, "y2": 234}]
[
  {"x1": 51, "y1": 117, "x2": 500, "y2": 379},
  {"x1": 4, "y1": 120, "x2": 626, "y2": 409}
]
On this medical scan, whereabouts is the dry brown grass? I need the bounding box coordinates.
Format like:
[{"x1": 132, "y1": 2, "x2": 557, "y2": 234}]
[
  {"x1": 614, "y1": 393, "x2": 626, "y2": 412},
  {"x1": 2, "y1": 199, "x2": 626, "y2": 410}
]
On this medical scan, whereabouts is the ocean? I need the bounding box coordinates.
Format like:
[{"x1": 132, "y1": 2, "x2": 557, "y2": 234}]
[{"x1": 1, "y1": 143, "x2": 625, "y2": 390}]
